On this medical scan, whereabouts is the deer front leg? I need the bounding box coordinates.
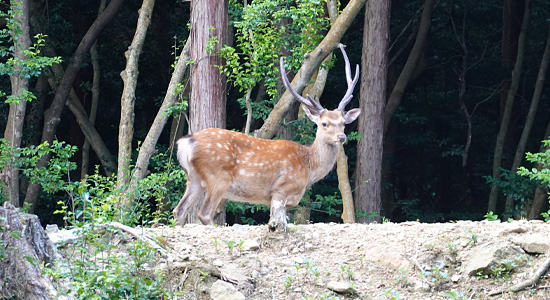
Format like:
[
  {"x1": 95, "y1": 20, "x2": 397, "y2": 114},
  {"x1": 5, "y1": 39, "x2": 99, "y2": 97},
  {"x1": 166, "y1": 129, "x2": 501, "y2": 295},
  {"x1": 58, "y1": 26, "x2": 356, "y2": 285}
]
[{"x1": 268, "y1": 197, "x2": 289, "y2": 231}]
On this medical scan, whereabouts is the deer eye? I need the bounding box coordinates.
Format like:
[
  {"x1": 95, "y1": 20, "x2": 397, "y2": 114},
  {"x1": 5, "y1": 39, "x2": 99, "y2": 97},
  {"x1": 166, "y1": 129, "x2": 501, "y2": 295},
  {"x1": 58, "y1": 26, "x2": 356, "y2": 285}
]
[{"x1": 321, "y1": 122, "x2": 328, "y2": 128}]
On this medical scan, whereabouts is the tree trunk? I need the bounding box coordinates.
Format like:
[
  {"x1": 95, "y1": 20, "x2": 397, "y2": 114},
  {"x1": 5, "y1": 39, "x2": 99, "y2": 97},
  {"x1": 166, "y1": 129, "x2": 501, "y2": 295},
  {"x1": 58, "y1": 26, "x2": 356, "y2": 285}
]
[
  {"x1": 2, "y1": 0, "x2": 32, "y2": 207},
  {"x1": 24, "y1": 0, "x2": 125, "y2": 212},
  {"x1": 528, "y1": 121, "x2": 550, "y2": 219},
  {"x1": 354, "y1": 0, "x2": 390, "y2": 223},
  {"x1": 383, "y1": 0, "x2": 435, "y2": 132},
  {"x1": 506, "y1": 25, "x2": 550, "y2": 212},
  {"x1": 42, "y1": 60, "x2": 117, "y2": 175},
  {"x1": 487, "y1": 0, "x2": 530, "y2": 213},
  {"x1": 184, "y1": 0, "x2": 228, "y2": 225},
  {"x1": 255, "y1": 0, "x2": 367, "y2": 140},
  {"x1": 82, "y1": 0, "x2": 107, "y2": 179},
  {"x1": 0, "y1": 204, "x2": 72, "y2": 300},
  {"x1": 121, "y1": 38, "x2": 191, "y2": 208},
  {"x1": 117, "y1": 0, "x2": 155, "y2": 199}
]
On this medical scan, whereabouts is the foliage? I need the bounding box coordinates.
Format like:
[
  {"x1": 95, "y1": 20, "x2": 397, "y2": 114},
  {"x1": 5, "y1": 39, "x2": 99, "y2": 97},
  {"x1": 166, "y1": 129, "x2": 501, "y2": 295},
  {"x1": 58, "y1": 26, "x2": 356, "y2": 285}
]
[
  {"x1": 0, "y1": 1, "x2": 61, "y2": 102},
  {"x1": 484, "y1": 168, "x2": 537, "y2": 218},
  {"x1": 220, "y1": 0, "x2": 329, "y2": 121},
  {"x1": 483, "y1": 211, "x2": 499, "y2": 221},
  {"x1": 0, "y1": 139, "x2": 78, "y2": 204},
  {"x1": 44, "y1": 227, "x2": 176, "y2": 299},
  {"x1": 517, "y1": 139, "x2": 550, "y2": 220}
]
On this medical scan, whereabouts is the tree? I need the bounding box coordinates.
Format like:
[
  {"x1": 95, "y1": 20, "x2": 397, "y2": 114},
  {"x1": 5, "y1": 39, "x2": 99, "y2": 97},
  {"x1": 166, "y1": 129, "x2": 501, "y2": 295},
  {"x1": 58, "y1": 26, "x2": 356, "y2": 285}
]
[
  {"x1": 487, "y1": 0, "x2": 530, "y2": 213},
  {"x1": 354, "y1": 0, "x2": 390, "y2": 223},
  {"x1": 181, "y1": 0, "x2": 229, "y2": 225},
  {"x1": 1, "y1": 0, "x2": 60, "y2": 207},
  {"x1": 23, "y1": 0, "x2": 125, "y2": 212},
  {"x1": 117, "y1": 0, "x2": 155, "y2": 207},
  {"x1": 2, "y1": 0, "x2": 32, "y2": 207}
]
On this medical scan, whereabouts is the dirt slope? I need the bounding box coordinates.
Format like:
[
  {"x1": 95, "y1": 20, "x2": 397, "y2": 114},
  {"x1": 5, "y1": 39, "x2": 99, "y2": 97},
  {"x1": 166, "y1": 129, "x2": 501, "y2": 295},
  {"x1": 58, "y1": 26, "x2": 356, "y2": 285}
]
[{"x1": 147, "y1": 220, "x2": 550, "y2": 300}]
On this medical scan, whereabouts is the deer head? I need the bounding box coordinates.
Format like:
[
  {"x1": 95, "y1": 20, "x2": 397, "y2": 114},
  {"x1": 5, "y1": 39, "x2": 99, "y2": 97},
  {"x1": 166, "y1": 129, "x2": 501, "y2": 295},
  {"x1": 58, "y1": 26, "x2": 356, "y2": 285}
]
[
  {"x1": 279, "y1": 44, "x2": 361, "y2": 147},
  {"x1": 173, "y1": 45, "x2": 361, "y2": 231}
]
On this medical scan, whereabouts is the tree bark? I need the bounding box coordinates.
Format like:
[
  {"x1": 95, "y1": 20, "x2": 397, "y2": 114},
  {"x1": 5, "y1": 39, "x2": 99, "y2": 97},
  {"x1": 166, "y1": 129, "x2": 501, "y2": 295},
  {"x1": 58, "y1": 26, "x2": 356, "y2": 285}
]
[
  {"x1": 2, "y1": 0, "x2": 32, "y2": 207},
  {"x1": 0, "y1": 204, "x2": 72, "y2": 300},
  {"x1": 24, "y1": 0, "x2": 125, "y2": 212},
  {"x1": 183, "y1": 0, "x2": 228, "y2": 225},
  {"x1": 487, "y1": 0, "x2": 530, "y2": 213},
  {"x1": 254, "y1": 0, "x2": 367, "y2": 140},
  {"x1": 506, "y1": 25, "x2": 550, "y2": 212},
  {"x1": 383, "y1": 0, "x2": 435, "y2": 133},
  {"x1": 354, "y1": 0, "x2": 390, "y2": 223},
  {"x1": 117, "y1": 0, "x2": 155, "y2": 197}
]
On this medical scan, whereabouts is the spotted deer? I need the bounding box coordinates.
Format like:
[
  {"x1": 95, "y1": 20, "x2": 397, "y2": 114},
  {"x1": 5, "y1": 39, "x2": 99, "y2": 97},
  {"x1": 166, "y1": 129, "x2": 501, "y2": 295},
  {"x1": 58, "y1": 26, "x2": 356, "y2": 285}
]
[{"x1": 173, "y1": 45, "x2": 361, "y2": 230}]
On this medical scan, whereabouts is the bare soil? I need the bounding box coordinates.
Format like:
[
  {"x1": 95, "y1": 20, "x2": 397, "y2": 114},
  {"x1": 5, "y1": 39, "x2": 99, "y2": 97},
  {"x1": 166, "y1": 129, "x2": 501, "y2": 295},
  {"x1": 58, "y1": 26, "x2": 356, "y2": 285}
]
[{"x1": 146, "y1": 220, "x2": 550, "y2": 300}]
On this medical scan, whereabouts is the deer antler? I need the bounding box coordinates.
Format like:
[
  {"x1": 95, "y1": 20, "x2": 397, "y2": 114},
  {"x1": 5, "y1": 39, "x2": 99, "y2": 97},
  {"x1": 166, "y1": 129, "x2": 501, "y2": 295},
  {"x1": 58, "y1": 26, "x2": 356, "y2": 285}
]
[
  {"x1": 337, "y1": 44, "x2": 360, "y2": 112},
  {"x1": 279, "y1": 57, "x2": 325, "y2": 114}
]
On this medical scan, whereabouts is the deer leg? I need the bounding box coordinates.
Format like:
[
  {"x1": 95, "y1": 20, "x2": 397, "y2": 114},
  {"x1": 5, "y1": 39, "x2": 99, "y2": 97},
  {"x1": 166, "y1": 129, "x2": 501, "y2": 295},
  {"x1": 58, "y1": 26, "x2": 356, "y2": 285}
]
[
  {"x1": 268, "y1": 196, "x2": 289, "y2": 231},
  {"x1": 173, "y1": 177, "x2": 205, "y2": 225}
]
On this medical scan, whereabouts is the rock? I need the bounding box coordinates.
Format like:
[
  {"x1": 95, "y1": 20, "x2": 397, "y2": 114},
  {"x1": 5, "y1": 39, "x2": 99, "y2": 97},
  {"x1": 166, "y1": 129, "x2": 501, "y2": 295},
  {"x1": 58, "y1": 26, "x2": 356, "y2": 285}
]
[
  {"x1": 242, "y1": 240, "x2": 260, "y2": 251},
  {"x1": 210, "y1": 280, "x2": 245, "y2": 300},
  {"x1": 326, "y1": 281, "x2": 358, "y2": 295},
  {"x1": 462, "y1": 242, "x2": 527, "y2": 275},
  {"x1": 514, "y1": 235, "x2": 550, "y2": 254}
]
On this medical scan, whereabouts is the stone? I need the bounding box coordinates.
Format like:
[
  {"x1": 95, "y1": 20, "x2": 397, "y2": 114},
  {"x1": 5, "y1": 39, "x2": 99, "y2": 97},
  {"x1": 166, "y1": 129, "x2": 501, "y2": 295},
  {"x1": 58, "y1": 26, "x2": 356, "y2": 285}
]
[
  {"x1": 326, "y1": 281, "x2": 358, "y2": 295},
  {"x1": 242, "y1": 240, "x2": 260, "y2": 251},
  {"x1": 514, "y1": 235, "x2": 550, "y2": 254},
  {"x1": 462, "y1": 242, "x2": 527, "y2": 276},
  {"x1": 210, "y1": 280, "x2": 245, "y2": 300}
]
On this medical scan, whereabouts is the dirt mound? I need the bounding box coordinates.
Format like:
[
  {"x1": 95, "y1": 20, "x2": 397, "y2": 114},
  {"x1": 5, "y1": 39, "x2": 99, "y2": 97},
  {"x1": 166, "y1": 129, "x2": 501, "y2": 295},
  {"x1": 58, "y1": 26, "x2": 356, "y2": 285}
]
[{"x1": 147, "y1": 220, "x2": 550, "y2": 299}]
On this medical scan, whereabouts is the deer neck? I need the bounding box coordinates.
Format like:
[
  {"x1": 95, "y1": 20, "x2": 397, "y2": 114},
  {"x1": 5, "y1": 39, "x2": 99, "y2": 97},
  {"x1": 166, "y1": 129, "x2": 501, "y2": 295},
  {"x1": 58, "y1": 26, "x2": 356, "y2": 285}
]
[{"x1": 306, "y1": 139, "x2": 340, "y2": 185}]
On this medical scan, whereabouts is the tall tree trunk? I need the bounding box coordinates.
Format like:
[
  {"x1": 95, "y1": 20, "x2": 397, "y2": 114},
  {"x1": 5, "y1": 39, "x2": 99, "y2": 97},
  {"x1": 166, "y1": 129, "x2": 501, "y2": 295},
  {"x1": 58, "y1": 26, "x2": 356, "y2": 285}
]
[
  {"x1": 383, "y1": 0, "x2": 435, "y2": 132},
  {"x1": 528, "y1": 120, "x2": 550, "y2": 220},
  {"x1": 117, "y1": 0, "x2": 155, "y2": 202},
  {"x1": 122, "y1": 38, "x2": 191, "y2": 208},
  {"x1": 505, "y1": 25, "x2": 550, "y2": 212},
  {"x1": 255, "y1": 0, "x2": 367, "y2": 140},
  {"x1": 487, "y1": 0, "x2": 530, "y2": 213},
  {"x1": 183, "y1": 0, "x2": 228, "y2": 225},
  {"x1": 24, "y1": 0, "x2": 125, "y2": 212},
  {"x1": 2, "y1": 0, "x2": 32, "y2": 207},
  {"x1": 354, "y1": 0, "x2": 390, "y2": 223},
  {"x1": 82, "y1": 0, "x2": 107, "y2": 179}
]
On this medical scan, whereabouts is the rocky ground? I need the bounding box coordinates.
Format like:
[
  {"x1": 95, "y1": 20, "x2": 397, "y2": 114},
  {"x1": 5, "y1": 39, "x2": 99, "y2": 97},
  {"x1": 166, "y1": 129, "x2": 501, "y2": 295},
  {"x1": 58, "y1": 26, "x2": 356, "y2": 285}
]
[{"x1": 141, "y1": 220, "x2": 550, "y2": 300}]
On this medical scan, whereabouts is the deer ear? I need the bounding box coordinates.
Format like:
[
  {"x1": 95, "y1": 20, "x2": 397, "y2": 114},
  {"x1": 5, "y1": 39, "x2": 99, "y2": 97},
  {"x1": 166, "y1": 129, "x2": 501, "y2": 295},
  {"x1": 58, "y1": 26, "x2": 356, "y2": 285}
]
[
  {"x1": 344, "y1": 108, "x2": 361, "y2": 124},
  {"x1": 302, "y1": 104, "x2": 320, "y2": 123}
]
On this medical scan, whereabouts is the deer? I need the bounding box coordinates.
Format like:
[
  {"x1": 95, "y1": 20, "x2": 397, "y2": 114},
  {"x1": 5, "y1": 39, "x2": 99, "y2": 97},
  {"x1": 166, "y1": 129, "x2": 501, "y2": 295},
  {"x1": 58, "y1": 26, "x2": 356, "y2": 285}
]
[{"x1": 173, "y1": 45, "x2": 361, "y2": 231}]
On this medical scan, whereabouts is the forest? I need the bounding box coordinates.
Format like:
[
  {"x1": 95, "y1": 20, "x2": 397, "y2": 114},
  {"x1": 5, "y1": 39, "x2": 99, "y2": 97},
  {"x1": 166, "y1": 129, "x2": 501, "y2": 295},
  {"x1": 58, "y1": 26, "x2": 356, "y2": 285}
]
[{"x1": 1, "y1": 0, "x2": 550, "y2": 227}]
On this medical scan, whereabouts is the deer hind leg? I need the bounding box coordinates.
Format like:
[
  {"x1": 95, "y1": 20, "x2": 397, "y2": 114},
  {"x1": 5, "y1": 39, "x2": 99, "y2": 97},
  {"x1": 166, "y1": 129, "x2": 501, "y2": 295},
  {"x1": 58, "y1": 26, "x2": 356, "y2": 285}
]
[
  {"x1": 173, "y1": 176, "x2": 205, "y2": 225},
  {"x1": 198, "y1": 180, "x2": 231, "y2": 225}
]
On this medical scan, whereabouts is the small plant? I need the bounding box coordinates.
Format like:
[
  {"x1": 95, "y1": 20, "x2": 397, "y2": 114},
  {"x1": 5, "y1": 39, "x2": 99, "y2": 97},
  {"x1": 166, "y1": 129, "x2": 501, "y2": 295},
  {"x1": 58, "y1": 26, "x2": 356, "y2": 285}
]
[
  {"x1": 441, "y1": 289, "x2": 469, "y2": 300},
  {"x1": 483, "y1": 211, "x2": 499, "y2": 221},
  {"x1": 465, "y1": 230, "x2": 477, "y2": 246},
  {"x1": 447, "y1": 243, "x2": 458, "y2": 257},
  {"x1": 338, "y1": 263, "x2": 354, "y2": 281},
  {"x1": 284, "y1": 274, "x2": 293, "y2": 291},
  {"x1": 423, "y1": 261, "x2": 449, "y2": 288},
  {"x1": 380, "y1": 287, "x2": 401, "y2": 300}
]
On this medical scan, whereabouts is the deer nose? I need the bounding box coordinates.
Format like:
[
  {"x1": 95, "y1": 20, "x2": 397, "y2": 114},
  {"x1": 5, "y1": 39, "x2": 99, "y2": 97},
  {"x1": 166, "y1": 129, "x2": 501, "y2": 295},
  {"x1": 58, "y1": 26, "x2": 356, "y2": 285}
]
[{"x1": 337, "y1": 135, "x2": 346, "y2": 143}]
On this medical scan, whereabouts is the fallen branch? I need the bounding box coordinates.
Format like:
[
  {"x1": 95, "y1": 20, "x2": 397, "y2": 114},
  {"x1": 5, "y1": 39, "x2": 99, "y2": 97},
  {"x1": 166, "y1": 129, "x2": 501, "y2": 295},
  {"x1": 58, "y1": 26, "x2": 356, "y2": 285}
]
[
  {"x1": 489, "y1": 253, "x2": 550, "y2": 296},
  {"x1": 106, "y1": 222, "x2": 172, "y2": 260}
]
